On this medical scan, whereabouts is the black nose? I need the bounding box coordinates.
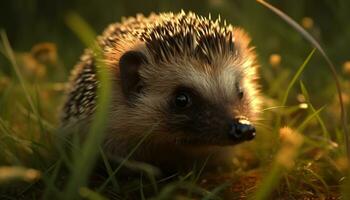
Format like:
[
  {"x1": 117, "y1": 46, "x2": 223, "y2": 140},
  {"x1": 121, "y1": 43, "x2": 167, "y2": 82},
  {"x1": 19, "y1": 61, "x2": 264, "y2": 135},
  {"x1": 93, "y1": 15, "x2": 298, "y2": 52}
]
[{"x1": 228, "y1": 119, "x2": 256, "y2": 141}]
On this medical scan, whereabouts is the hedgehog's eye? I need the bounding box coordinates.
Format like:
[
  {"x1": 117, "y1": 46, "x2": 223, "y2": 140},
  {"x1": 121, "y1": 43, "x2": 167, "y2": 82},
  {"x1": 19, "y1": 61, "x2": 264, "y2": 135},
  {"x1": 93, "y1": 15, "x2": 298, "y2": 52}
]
[
  {"x1": 174, "y1": 92, "x2": 192, "y2": 108},
  {"x1": 236, "y1": 83, "x2": 244, "y2": 100},
  {"x1": 238, "y1": 89, "x2": 244, "y2": 100}
]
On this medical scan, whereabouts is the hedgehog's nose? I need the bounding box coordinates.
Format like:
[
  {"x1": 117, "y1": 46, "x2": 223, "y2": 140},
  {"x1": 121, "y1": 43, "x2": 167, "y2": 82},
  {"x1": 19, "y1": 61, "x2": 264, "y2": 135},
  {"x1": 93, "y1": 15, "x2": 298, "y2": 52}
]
[{"x1": 228, "y1": 119, "x2": 256, "y2": 141}]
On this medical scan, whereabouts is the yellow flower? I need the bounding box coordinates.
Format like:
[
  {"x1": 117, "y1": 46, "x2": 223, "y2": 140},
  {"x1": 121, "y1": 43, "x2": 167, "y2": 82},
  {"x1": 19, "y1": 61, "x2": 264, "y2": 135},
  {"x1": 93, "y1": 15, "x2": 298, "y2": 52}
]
[
  {"x1": 343, "y1": 61, "x2": 350, "y2": 75},
  {"x1": 277, "y1": 127, "x2": 304, "y2": 169},
  {"x1": 269, "y1": 54, "x2": 281, "y2": 68},
  {"x1": 0, "y1": 166, "x2": 41, "y2": 184},
  {"x1": 301, "y1": 17, "x2": 314, "y2": 29}
]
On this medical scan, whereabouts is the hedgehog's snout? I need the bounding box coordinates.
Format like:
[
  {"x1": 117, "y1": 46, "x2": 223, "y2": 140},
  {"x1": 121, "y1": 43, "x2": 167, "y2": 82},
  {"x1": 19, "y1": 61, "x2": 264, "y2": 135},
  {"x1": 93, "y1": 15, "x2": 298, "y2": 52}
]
[{"x1": 228, "y1": 118, "x2": 256, "y2": 142}]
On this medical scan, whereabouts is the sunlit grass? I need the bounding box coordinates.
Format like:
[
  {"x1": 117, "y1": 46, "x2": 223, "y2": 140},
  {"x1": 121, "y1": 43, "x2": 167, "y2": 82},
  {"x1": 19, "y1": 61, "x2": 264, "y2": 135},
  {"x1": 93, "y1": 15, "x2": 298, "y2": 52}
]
[{"x1": 60, "y1": 13, "x2": 112, "y2": 199}]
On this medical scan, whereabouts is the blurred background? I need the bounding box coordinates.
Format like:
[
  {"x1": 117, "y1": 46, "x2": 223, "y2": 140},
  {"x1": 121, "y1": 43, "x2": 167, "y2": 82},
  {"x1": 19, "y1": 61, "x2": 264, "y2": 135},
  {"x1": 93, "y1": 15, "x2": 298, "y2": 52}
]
[{"x1": 0, "y1": 0, "x2": 349, "y2": 126}]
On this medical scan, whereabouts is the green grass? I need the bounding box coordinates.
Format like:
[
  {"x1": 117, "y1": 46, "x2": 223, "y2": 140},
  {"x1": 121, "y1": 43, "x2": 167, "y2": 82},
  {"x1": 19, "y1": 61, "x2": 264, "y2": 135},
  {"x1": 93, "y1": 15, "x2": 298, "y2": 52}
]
[{"x1": 0, "y1": 0, "x2": 349, "y2": 199}]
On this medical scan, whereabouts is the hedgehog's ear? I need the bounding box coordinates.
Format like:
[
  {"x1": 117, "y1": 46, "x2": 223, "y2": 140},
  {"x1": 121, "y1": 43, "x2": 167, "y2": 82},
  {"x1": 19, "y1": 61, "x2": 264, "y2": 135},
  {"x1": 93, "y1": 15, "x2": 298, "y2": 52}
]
[{"x1": 119, "y1": 51, "x2": 148, "y2": 100}]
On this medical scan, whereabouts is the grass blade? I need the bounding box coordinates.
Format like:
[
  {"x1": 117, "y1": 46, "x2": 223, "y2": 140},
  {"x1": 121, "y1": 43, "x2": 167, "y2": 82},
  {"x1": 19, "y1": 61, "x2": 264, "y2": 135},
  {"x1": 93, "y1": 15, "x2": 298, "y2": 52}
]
[
  {"x1": 99, "y1": 147, "x2": 120, "y2": 190},
  {"x1": 273, "y1": 49, "x2": 315, "y2": 133},
  {"x1": 201, "y1": 182, "x2": 229, "y2": 200},
  {"x1": 257, "y1": 0, "x2": 349, "y2": 161},
  {"x1": 62, "y1": 13, "x2": 112, "y2": 199},
  {"x1": 42, "y1": 160, "x2": 63, "y2": 200},
  {"x1": 79, "y1": 187, "x2": 108, "y2": 200},
  {"x1": 98, "y1": 124, "x2": 156, "y2": 192},
  {"x1": 0, "y1": 31, "x2": 47, "y2": 141},
  {"x1": 299, "y1": 81, "x2": 330, "y2": 139},
  {"x1": 0, "y1": 31, "x2": 36, "y2": 114},
  {"x1": 296, "y1": 106, "x2": 325, "y2": 133}
]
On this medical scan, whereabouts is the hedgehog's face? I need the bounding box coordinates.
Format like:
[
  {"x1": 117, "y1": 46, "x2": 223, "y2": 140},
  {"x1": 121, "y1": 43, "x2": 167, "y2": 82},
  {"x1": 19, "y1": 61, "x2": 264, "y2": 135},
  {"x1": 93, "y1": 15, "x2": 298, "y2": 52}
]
[
  {"x1": 159, "y1": 56, "x2": 259, "y2": 146},
  {"x1": 166, "y1": 78, "x2": 255, "y2": 145},
  {"x1": 165, "y1": 83, "x2": 256, "y2": 145},
  {"x1": 118, "y1": 47, "x2": 260, "y2": 146}
]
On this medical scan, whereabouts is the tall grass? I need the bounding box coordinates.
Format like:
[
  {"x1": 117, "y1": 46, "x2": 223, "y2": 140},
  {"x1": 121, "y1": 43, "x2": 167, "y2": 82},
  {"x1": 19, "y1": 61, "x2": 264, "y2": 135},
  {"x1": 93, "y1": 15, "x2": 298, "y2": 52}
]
[
  {"x1": 62, "y1": 13, "x2": 112, "y2": 199},
  {"x1": 256, "y1": 1, "x2": 349, "y2": 198},
  {"x1": 252, "y1": 49, "x2": 314, "y2": 200},
  {"x1": 257, "y1": 0, "x2": 349, "y2": 163}
]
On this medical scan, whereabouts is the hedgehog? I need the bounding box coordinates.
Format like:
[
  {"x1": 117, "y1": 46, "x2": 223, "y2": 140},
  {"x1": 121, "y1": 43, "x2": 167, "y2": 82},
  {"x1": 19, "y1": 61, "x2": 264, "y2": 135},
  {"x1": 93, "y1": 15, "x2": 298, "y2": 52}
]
[{"x1": 60, "y1": 11, "x2": 261, "y2": 172}]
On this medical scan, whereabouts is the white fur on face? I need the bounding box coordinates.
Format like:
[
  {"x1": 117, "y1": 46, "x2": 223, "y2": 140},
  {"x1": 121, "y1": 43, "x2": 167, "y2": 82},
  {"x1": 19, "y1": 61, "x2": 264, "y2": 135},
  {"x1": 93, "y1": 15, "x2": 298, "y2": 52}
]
[{"x1": 154, "y1": 56, "x2": 244, "y2": 106}]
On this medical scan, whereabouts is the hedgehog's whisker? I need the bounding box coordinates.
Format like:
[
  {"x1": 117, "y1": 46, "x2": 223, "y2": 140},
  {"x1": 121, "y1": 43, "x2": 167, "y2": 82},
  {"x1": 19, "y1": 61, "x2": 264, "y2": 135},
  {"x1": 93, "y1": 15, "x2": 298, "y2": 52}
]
[{"x1": 262, "y1": 105, "x2": 287, "y2": 112}]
